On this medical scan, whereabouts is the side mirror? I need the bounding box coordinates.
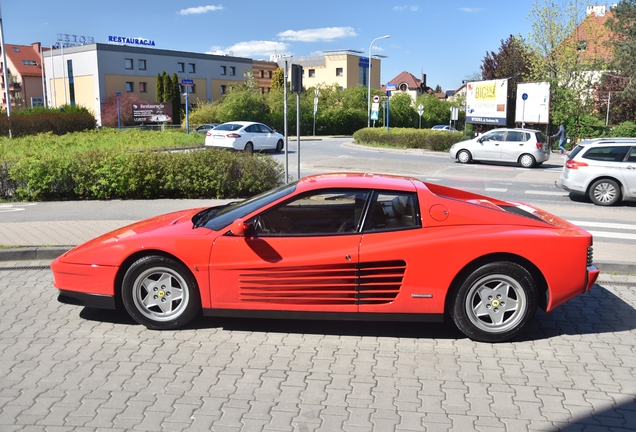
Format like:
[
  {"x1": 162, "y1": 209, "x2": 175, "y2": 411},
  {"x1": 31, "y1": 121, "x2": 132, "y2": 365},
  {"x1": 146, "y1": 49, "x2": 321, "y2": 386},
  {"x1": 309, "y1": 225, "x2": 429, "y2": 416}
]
[{"x1": 230, "y1": 218, "x2": 248, "y2": 237}]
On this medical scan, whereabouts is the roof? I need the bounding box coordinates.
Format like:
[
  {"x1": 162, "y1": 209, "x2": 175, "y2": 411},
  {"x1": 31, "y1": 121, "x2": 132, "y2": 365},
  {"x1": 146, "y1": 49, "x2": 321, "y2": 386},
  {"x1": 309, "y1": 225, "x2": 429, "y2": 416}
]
[
  {"x1": 387, "y1": 71, "x2": 422, "y2": 90},
  {"x1": 563, "y1": 8, "x2": 615, "y2": 61},
  {"x1": 4, "y1": 44, "x2": 43, "y2": 78},
  {"x1": 298, "y1": 172, "x2": 419, "y2": 191}
]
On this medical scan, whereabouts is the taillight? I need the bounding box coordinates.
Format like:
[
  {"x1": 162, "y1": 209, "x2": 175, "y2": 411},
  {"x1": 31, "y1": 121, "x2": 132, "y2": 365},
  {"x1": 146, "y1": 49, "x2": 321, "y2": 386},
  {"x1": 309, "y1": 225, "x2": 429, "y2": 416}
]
[
  {"x1": 226, "y1": 133, "x2": 241, "y2": 138},
  {"x1": 206, "y1": 131, "x2": 212, "y2": 136},
  {"x1": 536, "y1": 141, "x2": 543, "y2": 150},
  {"x1": 565, "y1": 159, "x2": 589, "y2": 170}
]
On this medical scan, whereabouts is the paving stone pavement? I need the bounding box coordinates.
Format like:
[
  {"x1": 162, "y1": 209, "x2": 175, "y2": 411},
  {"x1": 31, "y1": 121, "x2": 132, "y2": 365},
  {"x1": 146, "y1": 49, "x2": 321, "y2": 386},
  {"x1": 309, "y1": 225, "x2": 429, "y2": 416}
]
[{"x1": 1, "y1": 263, "x2": 635, "y2": 432}]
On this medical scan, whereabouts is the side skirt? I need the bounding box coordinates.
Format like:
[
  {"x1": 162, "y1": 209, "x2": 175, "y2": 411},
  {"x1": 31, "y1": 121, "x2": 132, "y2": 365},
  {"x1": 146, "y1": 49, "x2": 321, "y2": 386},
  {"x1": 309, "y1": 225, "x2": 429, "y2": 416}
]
[
  {"x1": 203, "y1": 309, "x2": 444, "y2": 323},
  {"x1": 58, "y1": 290, "x2": 117, "y2": 310}
]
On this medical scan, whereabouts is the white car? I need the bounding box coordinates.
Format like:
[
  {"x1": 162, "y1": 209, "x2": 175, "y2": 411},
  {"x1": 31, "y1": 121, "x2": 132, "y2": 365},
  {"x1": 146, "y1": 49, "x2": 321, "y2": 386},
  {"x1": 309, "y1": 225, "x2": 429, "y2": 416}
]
[
  {"x1": 431, "y1": 125, "x2": 459, "y2": 132},
  {"x1": 560, "y1": 138, "x2": 636, "y2": 206},
  {"x1": 449, "y1": 128, "x2": 550, "y2": 168},
  {"x1": 205, "y1": 121, "x2": 284, "y2": 153}
]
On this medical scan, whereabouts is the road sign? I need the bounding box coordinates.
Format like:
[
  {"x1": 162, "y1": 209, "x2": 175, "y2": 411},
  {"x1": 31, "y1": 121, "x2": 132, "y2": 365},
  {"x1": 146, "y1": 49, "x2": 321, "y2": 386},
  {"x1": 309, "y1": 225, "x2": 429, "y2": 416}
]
[
  {"x1": 522, "y1": 93, "x2": 528, "y2": 100},
  {"x1": 181, "y1": 79, "x2": 194, "y2": 86},
  {"x1": 373, "y1": 95, "x2": 380, "y2": 103},
  {"x1": 417, "y1": 104, "x2": 424, "y2": 116},
  {"x1": 386, "y1": 83, "x2": 397, "y2": 90}
]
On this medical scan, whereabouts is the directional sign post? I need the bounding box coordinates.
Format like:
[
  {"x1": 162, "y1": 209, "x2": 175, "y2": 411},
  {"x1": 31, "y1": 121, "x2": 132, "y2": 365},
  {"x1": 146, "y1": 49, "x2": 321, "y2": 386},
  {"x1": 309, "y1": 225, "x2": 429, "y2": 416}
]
[
  {"x1": 417, "y1": 104, "x2": 424, "y2": 129},
  {"x1": 521, "y1": 92, "x2": 528, "y2": 128},
  {"x1": 116, "y1": 91, "x2": 121, "y2": 130},
  {"x1": 313, "y1": 89, "x2": 319, "y2": 136},
  {"x1": 182, "y1": 79, "x2": 194, "y2": 134}
]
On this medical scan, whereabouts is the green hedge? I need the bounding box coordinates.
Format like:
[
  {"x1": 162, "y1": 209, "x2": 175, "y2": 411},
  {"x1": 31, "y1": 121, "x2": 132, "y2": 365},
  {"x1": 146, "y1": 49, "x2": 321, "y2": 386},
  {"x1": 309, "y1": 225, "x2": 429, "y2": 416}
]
[
  {"x1": 353, "y1": 127, "x2": 465, "y2": 151},
  {"x1": 0, "y1": 109, "x2": 97, "y2": 137},
  {"x1": 3, "y1": 149, "x2": 284, "y2": 201}
]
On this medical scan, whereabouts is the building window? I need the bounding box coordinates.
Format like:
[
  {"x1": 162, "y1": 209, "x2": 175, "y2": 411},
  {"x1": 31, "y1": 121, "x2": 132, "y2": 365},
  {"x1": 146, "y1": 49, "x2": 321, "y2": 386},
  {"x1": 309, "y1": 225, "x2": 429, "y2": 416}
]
[
  {"x1": 230, "y1": 66, "x2": 236, "y2": 76},
  {"x1": 359, "y1": 65, "x2": 368, "y2": 86},
  {"x1": 138, "y1": 59, "x2": 146, "y2": 70},
  {"x1": 189, "y1": 63, "x2": 196, "y2": 73},
  {"x1": 13, "y1": 47, "x2": 20, "y2": 52},
  {"x1": 269, "y1": 71, "x2": 273, "y2": 78},
  {"x1": 336, "y1": 67, "x2": 343, "y2": 77},
  {"x1": 126, "y1": 82, "x2": 134, "y2": 92},
  {"x1": 22, "y1": 60, "x2": 38, "y2": 66},
  {"x1": 260, "y1": 70, "x2": 264, "y2": 78},
  {"x1": 125, "y1": 58, "x2": 133, "y2": 69},
  {"x1": 309, "y1": 69, "x2": 316, "y2": 77},
  {"x1": 221, "y1": 65, "x2": 226, "y2": 75},
  {"x1": 189, "y1": 84, "x2": 196, "y2": 94},
  {"x1": 178, "y1": 62, "x2": 185, "y2": 73},
  {"x1": 220, "y1": 85, "x2": 227, "y2": 94},
  {"x1": 139, "y1": 82, "x2": 147, "y2": 93},
  {"x1": 267, "y1": 87, "x2": 271, "y2": 93},
  {"x1": 577, "y1": 40, "x2": 587, "y2": 51}
]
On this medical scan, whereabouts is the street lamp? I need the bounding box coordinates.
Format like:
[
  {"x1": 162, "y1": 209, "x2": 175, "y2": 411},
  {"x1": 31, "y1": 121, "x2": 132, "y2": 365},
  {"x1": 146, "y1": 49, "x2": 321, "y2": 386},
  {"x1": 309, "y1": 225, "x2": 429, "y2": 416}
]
[{"x1": 367, "y1": 35, "x2": 390, "y2": 128}]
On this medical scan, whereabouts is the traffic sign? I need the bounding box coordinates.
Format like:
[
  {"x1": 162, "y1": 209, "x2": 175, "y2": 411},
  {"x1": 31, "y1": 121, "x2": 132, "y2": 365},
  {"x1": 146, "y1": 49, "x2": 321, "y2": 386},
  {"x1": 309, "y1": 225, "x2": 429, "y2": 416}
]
[
  {"x1": 373, "y1": 95, "x2": 380, "y2": 103},
  {"x1": 181, "y1": 79, "x2": 194, "y2": 86}
]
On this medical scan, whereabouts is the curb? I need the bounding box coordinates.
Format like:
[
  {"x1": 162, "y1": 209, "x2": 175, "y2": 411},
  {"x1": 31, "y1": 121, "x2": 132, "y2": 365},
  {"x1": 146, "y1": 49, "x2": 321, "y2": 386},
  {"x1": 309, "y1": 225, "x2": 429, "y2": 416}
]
[{"x1": 1, "y1": 247, "x2": 635, "y2": 276}]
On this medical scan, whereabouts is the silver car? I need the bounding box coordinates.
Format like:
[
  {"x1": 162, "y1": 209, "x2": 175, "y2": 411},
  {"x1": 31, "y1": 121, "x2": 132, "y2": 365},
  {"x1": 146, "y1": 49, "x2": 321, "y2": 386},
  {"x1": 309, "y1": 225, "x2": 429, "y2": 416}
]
[
  {"x1": 560, "y1": 138, "x2": 636, "y2": 206},
  {"x1": 449, "y1": 128, "x2": 550, "y2": 168}
]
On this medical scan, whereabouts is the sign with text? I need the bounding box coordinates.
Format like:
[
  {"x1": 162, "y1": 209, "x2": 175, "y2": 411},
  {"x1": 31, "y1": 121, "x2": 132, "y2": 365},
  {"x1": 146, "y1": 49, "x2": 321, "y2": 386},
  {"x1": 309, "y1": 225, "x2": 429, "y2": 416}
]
[
  {"x1": 132, "y1": 103, "x2": 172, "y2": 123},
  {"x1": 515, "y1": 82, "x2": 550, "y2": 125},
  {"x1": 465, "y1": 79, "x2": 508, "y2": 125}
]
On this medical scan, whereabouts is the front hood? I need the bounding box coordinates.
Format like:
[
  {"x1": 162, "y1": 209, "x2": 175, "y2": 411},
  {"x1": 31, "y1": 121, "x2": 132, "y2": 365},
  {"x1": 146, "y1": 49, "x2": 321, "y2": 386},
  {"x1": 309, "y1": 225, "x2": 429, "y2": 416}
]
[{"x1": 57, "y1": 208, "x2": 207, "y2": 265}]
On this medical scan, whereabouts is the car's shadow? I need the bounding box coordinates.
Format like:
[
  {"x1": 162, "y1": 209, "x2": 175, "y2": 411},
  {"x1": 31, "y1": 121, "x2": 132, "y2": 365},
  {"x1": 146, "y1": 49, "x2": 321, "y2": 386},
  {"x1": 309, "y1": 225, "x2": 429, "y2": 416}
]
[
  {"x1": 79, "y1": 283, "x2": 634, "y2": 342},
  {"x1": 567, "y1": 191, "x2": 636, "y2": 208}
]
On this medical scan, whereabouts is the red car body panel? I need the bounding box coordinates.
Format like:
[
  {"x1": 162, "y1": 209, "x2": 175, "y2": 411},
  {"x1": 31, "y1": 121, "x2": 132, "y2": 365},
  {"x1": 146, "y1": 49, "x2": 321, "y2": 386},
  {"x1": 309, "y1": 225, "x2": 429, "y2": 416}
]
[{"x1": 51, "y1": 173, "x2": 598, "y2": 327}]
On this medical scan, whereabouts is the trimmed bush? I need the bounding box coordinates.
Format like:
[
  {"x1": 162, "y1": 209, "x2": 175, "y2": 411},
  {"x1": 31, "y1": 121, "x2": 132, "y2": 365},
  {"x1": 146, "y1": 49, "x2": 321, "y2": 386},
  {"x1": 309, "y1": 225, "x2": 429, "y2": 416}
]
[
  {"x1": 0, "y1": 108, "x2": 97, "y2": 137},
  {"x1": 353, "y1": 127, "x2": 465, "y2": 151}
]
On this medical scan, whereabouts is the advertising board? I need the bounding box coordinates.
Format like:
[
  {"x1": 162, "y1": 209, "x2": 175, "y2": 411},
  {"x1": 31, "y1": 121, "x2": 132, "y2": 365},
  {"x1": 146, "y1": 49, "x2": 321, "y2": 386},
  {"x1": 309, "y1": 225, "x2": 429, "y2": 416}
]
[
  {"x1": 515, "y1": 82, "x2": 550, "y2": 125},
  {"x1": 465, "y1": 79, "x2": 508, "y2": 125},
  {"x1": 132, "y1": 103, "x2": 172, "y2": 123}
]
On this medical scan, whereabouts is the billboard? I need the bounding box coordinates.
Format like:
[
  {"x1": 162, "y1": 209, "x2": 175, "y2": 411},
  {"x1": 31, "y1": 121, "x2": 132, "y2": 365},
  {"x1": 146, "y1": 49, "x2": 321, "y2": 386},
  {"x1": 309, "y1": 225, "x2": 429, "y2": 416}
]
[
  {"x1": 515, "y1": 82, "x2": 550, "y2": 125},
  {"x1": 132, "y1": 103, "x2": 172, "y2": 123},
  {"x1": 465, "y1": 79, "x2": 508, "y2": 125}
]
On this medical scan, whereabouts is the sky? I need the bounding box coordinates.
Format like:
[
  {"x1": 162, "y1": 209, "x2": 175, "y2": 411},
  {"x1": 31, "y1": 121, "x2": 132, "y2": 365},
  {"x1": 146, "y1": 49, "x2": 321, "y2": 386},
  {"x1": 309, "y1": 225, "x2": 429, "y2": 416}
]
[{"x1": 0, "y1": 0, "x2": 542, "y2": 92}]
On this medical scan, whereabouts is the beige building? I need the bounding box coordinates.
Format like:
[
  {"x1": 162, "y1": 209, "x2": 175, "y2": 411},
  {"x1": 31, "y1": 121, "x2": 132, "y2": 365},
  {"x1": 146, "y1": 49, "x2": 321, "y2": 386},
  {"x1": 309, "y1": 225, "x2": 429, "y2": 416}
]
[
  {"x1": 1, "y1": 42, "x2": 46, "y2": 111},
  {"x1": 275, "y1": 52, "x2": 382, "y2": 90}
]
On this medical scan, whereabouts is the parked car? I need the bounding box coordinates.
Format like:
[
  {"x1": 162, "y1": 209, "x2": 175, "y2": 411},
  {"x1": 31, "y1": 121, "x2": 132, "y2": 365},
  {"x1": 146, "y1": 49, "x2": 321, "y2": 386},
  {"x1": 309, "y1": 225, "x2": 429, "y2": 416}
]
[
  {"x1": 205, "y1": 121, "x2": 284, "y2": 153},
  {"x1": 449, "y1": 128, "x2": 550, "y2": 168},
  {"x1": 432, "y1": 125, "x2": 459, "y2": 132},
  {"x1": 194, "y1": 123, "x2": 219, "y2": 134},
  {"x1": 560, "y1": 138, "x2": 636, "y2": 206},
  {"x1": 51, "y1": 173, "x2": 598, "y2": 343}
]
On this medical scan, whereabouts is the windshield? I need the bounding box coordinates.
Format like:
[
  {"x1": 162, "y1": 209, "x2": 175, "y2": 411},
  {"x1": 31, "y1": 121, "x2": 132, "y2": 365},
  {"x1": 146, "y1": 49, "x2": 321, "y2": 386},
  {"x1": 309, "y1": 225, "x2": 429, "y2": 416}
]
[
  {"x1": 214, "y1": 123, "x2": 243, "y2": 131},
  {"x1": 195, "y1": 181, "x2": 298, "y2": 231}
]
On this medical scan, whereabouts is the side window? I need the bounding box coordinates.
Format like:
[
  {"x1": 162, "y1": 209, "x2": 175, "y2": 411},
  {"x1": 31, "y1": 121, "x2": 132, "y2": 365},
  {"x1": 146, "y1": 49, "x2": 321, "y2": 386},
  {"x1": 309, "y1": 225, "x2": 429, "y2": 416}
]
[
  {"x1": 583, "y1": 146, "x2": 629, "y2": 162},
  {"x1": 245, "y1": 124, "x2": 258, "y2": 133},
  {"x1": 627, "y1": 148, "x2": 636, "y2": 163},
  {"x1": 485, "y1": 131, "x2": 506, "y2": 141},
  {"x1": 505, "y1": 131, "x2": 525, "y2": 142},
  {"x1": 363, "y1": 192, "x2": 420, "y2": 233},
  {"x1": 249, "y1": 190, "x2": 369, "y2": 236}
]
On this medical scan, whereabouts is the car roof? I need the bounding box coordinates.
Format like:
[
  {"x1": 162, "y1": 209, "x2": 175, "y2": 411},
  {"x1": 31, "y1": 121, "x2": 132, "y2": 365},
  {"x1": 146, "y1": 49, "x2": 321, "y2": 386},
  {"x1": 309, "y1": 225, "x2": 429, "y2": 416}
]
[
  {"x1": 578, "y1": 138, "x2": 636, "y2": 146},
  {"x1": 220, "y1": 121, "x2": 260, "y2": 126},
  {"x1": 486, "y1": 128, "x2": 541, "y2": 133},
  {"x1": 296, "y1": 172, "x2": 419, "y2": 192}
]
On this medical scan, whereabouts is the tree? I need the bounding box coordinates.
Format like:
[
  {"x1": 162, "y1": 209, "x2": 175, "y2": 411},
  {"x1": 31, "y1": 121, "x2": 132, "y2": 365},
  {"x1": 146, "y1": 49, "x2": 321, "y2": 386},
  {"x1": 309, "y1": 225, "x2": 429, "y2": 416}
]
[
  {"x1": 389, "y1": 93, "x2": 417, "y2": 128},
  {"x1": 604, "y1": 0, "x2": 636, "y2": 120},
  {"x1": 101, "y1": 92, "x2": 144, "y2": 127},
  {"x1": 156, "y1": 73, "x2": 164, "y2": 102},
  {"x1": 162, "y1": 72, "x2": 173, "y2": 103},
  {"x1": 271, "y1": 68, "x2": 285, "y2": 92},
  {"x1": 480, "y1": 35, "x2": 535, "y2": 127},
  {"x1": 527, "y1": 0, "x2": 610, "y2": 135},
  {"x1": 242, "y1": 68, "x2": 258, "y2": 92},
  {"x1": 171, "y1": 73, "x2": 181, "y2": 124}
]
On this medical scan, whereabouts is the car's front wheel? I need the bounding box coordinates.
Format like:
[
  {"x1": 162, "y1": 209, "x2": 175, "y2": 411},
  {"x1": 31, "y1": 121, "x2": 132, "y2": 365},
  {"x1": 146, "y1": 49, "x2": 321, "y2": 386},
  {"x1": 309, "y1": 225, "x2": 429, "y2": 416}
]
[
  {"x1": 589, "y1": 178, "x2": 621, "y2": 206},
  {"x1": 519, "y1": 154, "x2": 536, "y2": 168},
  {"x1": 457, "y1": 150, "x2": 472, "y2": 164},
  {"x1": 122, "y1": 255, "x2": 201, "y2": 330},
  {"x1": 450, "y1": 262, "x2": 538, "y2": 342}
]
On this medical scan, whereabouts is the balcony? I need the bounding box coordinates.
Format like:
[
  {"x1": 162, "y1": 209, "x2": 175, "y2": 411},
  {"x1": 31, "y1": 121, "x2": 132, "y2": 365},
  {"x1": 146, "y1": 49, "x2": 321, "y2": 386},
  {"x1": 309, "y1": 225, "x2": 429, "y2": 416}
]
[{"x1": 1, "y1": 82, "x2": 22, "y2": 91}]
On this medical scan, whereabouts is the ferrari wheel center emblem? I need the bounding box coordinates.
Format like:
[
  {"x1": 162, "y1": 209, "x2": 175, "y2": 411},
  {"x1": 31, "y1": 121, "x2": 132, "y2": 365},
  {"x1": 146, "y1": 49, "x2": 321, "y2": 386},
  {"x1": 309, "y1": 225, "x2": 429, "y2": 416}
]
[
  {"x1": 491, "y1": 299, "x2": 500, "y2": 308},
  {"x1": 158, "y1": 290, "x2": 166, "y2": 298}
]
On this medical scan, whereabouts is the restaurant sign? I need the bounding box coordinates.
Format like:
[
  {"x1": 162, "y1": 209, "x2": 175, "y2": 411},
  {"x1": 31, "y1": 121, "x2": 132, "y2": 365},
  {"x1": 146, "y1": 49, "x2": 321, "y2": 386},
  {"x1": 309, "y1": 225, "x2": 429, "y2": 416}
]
[{"x1": 132, "y1": 103, "x2": 172, "y2": 123}]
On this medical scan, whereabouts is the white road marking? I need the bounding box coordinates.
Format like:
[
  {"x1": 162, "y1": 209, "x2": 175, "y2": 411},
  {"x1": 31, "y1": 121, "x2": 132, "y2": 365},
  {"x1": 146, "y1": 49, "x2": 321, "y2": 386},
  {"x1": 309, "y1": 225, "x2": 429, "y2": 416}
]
[
  {"x1": 585, "y1": 230, "x2": 636, "y2": 241},
  {"x1": 485, "y1": 188, "x2": 508, "y2": 192},
  {"x1": 569, "y1": 221, "x2": 636, "y2": 231},
  {"x1": 524, "y1": 190, "x2": 568, "y2": 196}
]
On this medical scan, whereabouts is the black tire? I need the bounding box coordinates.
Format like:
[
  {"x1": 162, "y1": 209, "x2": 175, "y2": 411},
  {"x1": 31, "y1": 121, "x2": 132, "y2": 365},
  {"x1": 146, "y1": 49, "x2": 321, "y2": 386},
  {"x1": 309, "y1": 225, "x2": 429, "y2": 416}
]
[
  {"x1": 275, "y1": 139, "x2": 284, "y2": 152},
  {"x1": 457, "y1": 150, "x2": 472, "y2": 164},
  {"x1": 589, "y1": 178, "x2": 621, "y2": 206},
  {"x1": 244, "y1": 142, "x2": 254, "y2": 154},
  {"x1": 519, "y1": 154, "x2": 536, "y2": 168},
  {"x1": 122, "y1": 255, "x2": 201, "y2": 330},
  {"x1": 450, "y1": 262, "x2": 538, "y2": 342}
]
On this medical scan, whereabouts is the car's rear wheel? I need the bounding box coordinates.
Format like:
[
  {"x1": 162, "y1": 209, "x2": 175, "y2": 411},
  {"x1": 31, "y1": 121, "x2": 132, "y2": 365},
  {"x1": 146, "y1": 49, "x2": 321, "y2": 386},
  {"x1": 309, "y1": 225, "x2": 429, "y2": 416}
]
[
  {"x1": 275, "y1": 139, "x2": 284, "y2": 152},
  {"x1": 122, "y1": 255, "x2": 201, "y2": 330},
  {"x1": 457, "y1": 150, "x2": 472, "y2": 164},
  {"x1": 519, "y1": 154, "x2": 536, "y2": 168},
  {"x1": 244, "y1": 142, "x2": 254, "y2": 154},
  {"x1": 450, "y1": 262, "x2": 538, "y2": 342},
  {"x1": 589, "y1": 178, "x2": 621, "y2": 206}
]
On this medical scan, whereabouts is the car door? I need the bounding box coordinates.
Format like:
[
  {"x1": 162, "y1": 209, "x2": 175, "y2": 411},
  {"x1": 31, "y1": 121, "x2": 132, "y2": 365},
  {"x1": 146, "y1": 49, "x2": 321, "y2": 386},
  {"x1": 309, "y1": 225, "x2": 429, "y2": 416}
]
[
  {"x1": 500, "y1": 131, "x2": 527, "y2": 162},
  {"x1": 620, "y1": 146, "x2": 636, "y2": 198},
  {"x1": 474, "y1": 130, "x2": 505, "y2": 161},
  {"x1": 258, "y1": 124, "x2": 277, "y2": 150},
  {"x1": 243, "y1": 124, "x2": 262, "y2": 149},
  {"x1": 207, "y1": 189, "x2": 368, "y2": 312}
]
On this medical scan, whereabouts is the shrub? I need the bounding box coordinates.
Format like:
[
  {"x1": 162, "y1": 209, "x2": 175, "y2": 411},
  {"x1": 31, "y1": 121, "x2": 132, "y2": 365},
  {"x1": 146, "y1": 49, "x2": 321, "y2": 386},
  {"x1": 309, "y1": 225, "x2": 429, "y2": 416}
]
[
  {"x1": 609, "y1": 121, "x2": 636, "y2": 137},
  {"x1": 353, "y1": 128, "x2": 465, "y2": 151},
  {"x1": 0, "y1": 110, "x2": 97, "y2": 137}
]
